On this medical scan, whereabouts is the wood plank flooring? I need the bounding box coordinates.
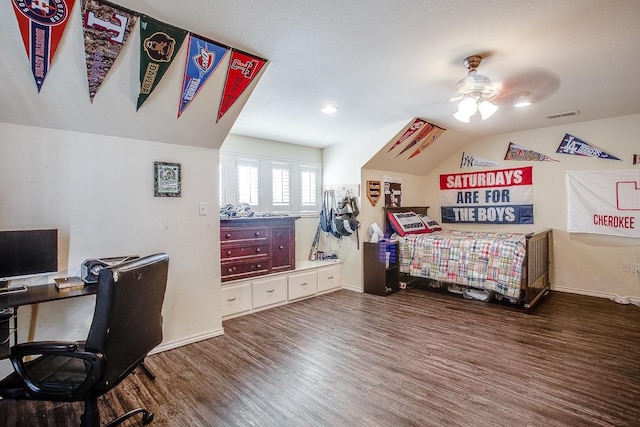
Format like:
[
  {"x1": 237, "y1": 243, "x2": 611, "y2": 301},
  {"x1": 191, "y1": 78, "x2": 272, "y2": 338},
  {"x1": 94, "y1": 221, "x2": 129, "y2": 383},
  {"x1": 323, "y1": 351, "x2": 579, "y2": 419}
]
[{"x1": 2, "y1": 288, "x2": 640, "y2": 426}]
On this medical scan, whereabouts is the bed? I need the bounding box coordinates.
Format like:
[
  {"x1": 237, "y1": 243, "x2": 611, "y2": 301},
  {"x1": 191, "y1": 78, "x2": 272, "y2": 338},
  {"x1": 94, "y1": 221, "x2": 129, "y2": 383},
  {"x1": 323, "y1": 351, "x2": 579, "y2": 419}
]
[{"x1": 384, "y1": 206, "x2": 551, "y2": 313}]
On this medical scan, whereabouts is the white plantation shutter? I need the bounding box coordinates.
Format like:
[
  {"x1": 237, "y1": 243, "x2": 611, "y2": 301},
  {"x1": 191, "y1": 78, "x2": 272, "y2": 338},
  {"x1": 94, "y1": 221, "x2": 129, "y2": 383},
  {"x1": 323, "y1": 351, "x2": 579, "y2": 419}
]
[
  {"x1": 300, "y1": 168, "x2": 317, "y2": 207},
  {"x1": 237, "y1": 160, "x2": 259, "y2": 207},
  {"x1": 272, "y1": 166, "x2": 290, "y2": 207}
]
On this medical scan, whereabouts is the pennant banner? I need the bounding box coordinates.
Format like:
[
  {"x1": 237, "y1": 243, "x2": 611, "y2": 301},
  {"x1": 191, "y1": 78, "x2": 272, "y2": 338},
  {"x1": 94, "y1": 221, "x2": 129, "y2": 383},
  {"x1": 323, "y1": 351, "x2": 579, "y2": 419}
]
[
  {"x1": 10, "y1": 0, "x2": 76, "y2": 92},
  {"x1": 137, "y1": 16, "x2": 187, "y2": 110},
  {"x1": 566, "y1": 170, "x2": 640, "y2": 238},
  {"x1": 407, "y1": 125, "x2": 446, "y2": 159},
  {"x1": 387, "y1": 118, "x2": 428, "y2": 153},
  {"x1": 82, "y1": 0, "x2": 138, "y2": 102},
  {"x1": 557, "y1": 133, "x2": 621, "y2": 160},
  {"x1": 439, "y1": 167, "x2": 534, "y2": 224},
  {"x1": 178, "y1": 34, "x2": 230, "y2": 118},
  {"x1": 217, "y1": 49, "x2": 267, "y2": 122},
  {"x1": 504, "y1": 142, "x2": 558, "y2": 162},
  {"x1": 460, "y1": 152, "x2": 502, "y2": 169}
]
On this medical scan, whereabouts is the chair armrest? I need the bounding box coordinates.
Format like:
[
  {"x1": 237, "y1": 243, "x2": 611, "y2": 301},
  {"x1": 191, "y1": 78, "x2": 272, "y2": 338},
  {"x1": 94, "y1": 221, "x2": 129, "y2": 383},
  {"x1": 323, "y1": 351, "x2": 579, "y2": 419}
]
[
  {"x1": 11, "y1": 341, "x2": 79, "y2": 357},
  {"x1": 10, "y1": 341, "x2": 104, "y2": 398}
]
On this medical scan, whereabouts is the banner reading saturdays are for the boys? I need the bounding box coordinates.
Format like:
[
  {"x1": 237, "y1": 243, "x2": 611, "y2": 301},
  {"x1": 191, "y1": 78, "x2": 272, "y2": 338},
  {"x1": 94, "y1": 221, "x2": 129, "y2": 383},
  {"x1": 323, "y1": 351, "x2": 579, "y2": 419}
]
[{"x1": 439, "y1": 166, "x2": 534, "y2": 224}]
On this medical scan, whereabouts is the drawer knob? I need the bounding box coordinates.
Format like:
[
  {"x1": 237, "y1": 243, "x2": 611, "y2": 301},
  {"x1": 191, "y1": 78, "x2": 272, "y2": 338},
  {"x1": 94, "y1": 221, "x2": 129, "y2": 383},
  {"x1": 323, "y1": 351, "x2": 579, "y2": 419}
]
[
  {"x1": 226, "y1": 251, "x2": 232, "y2": 256},
  {"x1": 228, "y1": 267, "x2": 237, "y2": 273},
  {"x1": 255, "y1": 231, "x2": 260, "y2": 236},
  {"x1": 226, "y1": 297, "x2": 236, "y2": 302},
  {"x1": 327, "y1": 276, "x2": 334, "y2": 280},
  {"x1": 256, "y1": 264, "x2": 262, "y2": 269},
  {"x1": 279, "y1": 245, "x2": 284, "y2": 249},
  {"x1": 225, "y1": 233, "x2": 231, "y2": 239},
  {"x1": 255, "y1": 248, "x2": 261, "y2": 253},
  {"x1": 300, "y1": 282, "x2": 307, "y2": 286},
  {"x1": 266, "y1": 289, "x2": 275, "y2": 293}
]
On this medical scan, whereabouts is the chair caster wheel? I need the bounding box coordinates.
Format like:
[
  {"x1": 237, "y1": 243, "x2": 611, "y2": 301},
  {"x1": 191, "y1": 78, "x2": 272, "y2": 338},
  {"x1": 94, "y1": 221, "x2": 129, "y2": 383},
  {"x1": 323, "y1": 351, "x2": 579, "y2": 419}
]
[{"x1": 142, "y1": 412, "x2": 154, "y2": 424}]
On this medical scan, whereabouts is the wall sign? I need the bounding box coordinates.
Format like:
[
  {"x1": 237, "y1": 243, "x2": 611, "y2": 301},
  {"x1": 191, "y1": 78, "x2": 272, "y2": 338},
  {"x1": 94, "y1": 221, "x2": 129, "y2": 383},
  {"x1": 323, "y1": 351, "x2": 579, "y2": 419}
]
[
  {"x1": 439, "y1": 166, "x2": 534, "y2": 224},
  {"x1": 154, "y1": 161, "x2": 181, "y2": 197},
  {"x1": 366, "y1": 180, "x2": 381, "y2": 206}
]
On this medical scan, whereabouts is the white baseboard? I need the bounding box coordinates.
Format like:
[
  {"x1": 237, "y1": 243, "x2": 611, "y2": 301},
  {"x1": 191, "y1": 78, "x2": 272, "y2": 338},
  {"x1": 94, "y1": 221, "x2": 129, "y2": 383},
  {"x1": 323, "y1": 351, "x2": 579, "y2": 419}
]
[
  {"x1": 150, "y1": 327, "x2": 225, "y2": 355},
  {"x1": 551, "y1": 285, "x2": 640, "y2": 305},
  {"x1": 341, "y1": 285, "x2": 363, "y2": 293}
]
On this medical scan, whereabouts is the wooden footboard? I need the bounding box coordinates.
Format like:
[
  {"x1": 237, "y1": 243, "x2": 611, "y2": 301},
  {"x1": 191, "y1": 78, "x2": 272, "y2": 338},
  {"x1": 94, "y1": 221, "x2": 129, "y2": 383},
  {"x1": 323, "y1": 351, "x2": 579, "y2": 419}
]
[{"x1": 522, "y1": 228, "x2": 552, "y2": 313}]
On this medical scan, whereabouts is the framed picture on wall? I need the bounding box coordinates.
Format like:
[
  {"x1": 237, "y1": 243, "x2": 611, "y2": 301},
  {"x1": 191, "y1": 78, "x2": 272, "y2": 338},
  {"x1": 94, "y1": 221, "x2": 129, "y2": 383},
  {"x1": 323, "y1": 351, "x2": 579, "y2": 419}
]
[{"x1": 154, "y1": 161, "x2": 181, "y2": 197}]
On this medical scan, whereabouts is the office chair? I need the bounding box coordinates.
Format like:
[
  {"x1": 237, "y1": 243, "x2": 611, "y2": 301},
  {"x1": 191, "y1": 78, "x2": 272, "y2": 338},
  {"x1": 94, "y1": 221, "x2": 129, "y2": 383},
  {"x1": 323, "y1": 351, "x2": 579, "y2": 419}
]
[{"x1": 0, "y1": 253, "x2": 169, "y2": 427}]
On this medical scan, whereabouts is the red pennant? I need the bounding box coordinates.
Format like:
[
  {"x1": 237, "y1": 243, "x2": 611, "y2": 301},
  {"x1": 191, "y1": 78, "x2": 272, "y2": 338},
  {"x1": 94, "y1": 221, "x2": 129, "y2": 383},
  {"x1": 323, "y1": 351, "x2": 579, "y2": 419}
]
[
  {"x1": 10, "y1": 0, "x2": 77, "y2": 92},
  {"x1": 217, "y1": 50, "x2": 267, "y2": 122}
]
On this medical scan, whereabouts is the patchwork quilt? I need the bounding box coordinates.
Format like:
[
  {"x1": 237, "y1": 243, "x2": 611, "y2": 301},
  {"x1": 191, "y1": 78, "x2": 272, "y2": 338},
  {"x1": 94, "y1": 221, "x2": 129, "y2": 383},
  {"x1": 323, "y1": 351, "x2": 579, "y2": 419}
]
[{"x1": 398, "y1": 230, "x2": 527, "y2": 298}]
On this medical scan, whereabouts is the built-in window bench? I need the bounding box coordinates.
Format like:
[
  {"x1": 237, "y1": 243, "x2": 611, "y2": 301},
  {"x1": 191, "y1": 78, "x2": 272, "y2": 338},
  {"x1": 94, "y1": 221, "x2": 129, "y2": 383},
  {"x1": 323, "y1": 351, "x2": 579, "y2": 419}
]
[{"x1": 221, "y1": 259, "x2": 343, "y2": 320}]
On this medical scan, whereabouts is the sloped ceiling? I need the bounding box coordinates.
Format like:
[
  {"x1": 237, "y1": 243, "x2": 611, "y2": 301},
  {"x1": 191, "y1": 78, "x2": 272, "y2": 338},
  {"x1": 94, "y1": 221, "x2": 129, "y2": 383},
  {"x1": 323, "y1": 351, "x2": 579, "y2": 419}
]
[{"x1": 1, "y1": 1, "x2": 640, "y2": 172}]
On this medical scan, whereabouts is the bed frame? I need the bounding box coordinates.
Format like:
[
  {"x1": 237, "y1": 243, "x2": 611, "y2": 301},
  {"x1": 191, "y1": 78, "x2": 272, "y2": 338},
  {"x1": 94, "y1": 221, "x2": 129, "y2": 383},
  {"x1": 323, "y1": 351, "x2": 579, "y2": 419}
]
[{"x1": 383, "y1": 207, "x2": 551, "y2": 313}]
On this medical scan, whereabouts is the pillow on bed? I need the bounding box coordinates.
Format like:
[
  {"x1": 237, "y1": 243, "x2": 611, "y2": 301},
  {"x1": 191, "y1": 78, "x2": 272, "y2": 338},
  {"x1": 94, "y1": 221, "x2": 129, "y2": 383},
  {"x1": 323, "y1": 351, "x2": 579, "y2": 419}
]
[
  {"x1": 419, "y1": 215, "x2": 442, "y2": 232},
  {"x1": 387, "y1": 211, "x2": 427, "y2": 236}
]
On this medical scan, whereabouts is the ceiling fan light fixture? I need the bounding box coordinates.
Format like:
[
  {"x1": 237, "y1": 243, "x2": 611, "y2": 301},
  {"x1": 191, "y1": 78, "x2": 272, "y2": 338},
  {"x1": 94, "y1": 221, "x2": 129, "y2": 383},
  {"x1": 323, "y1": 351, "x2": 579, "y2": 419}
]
[
  {"x1": 478, "y1": 100, "x2": 498, "y2": 120},
  {"x1": 458, "y1": 96, "x2": 478, "y2": 116},
  {"x1": 454, "y1": 110, "x2": 471, "y2": 123}
]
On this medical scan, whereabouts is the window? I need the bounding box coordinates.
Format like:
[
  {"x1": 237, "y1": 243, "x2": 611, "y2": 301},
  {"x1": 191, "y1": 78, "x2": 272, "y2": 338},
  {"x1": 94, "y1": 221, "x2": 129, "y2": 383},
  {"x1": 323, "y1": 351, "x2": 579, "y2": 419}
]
[
  {"x1": 219, "y1": 153, "x2": 320, "y2": 215},
  {"x1": 237, "y1": 160, "x2": 259, "y2": 207}
]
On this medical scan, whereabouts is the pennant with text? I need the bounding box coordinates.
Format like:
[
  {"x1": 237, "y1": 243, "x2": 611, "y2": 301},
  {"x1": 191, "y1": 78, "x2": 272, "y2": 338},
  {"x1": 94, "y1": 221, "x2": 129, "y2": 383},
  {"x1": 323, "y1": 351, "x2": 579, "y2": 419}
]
[
  {"x1": 556, "y1": 133, "x2": 621, "y2": 160},
  {"x1": 217, "y1": 49, "x2": 267, "y2": 122},
  {"x1": 137, "y1": 16, "x2": 187, "y2": 110},
  {"x1": 505, "y1": 142, "x2": 558, "y2": 162},
  {"x1": 82, "y1": 0, "x2": 138, "y2": 102},
  {"x1": 407, "y1": 125, "x2": 446, "y2": 159},
  {"x1": 178, "y1": 34, "x2": 230, "y2": 118},
  {"x1": 395, "y1": 122, "x2": 436, "y2": 158},
  {"x1": 386, "y1": 118, "x2": 428, "y2": 153},
  {"x1": 460, "y1": 152, "x2": 502, "y2": 169},
  {"x1": 10, "y1": 0, "x2": 76, "y2": 92}
]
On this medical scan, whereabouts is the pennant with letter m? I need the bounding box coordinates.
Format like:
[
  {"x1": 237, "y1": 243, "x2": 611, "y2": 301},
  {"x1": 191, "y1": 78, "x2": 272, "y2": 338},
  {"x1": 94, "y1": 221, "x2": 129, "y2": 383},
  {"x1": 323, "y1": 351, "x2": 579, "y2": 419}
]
[
  {"x1": 178, "y1": 34, "x2": 230, "y2": 118},
  {"x1": 82, "y1": 0, "x2": 138, "y2": 102},
  {"x1": 217, "y1": 49, "x2": 267, "y2": 122},
  {"x1": 137, "y1": 16, "x2": 187, "y2": 110},
  {"x1": 10, "y1": 0, "x2": 77, "y2": 92}
]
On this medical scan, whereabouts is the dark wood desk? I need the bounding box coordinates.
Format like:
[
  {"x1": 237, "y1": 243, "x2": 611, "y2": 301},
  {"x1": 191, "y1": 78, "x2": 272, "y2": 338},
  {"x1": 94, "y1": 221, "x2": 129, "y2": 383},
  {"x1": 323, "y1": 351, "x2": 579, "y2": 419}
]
[{"x1": 0, "y1": 283, "x2": 97, "y2": 359}]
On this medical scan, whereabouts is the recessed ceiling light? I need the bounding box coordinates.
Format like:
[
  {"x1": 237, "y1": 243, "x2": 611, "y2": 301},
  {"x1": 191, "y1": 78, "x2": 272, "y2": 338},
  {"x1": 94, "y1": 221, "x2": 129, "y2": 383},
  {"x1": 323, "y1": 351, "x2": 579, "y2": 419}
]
[{"x1": 321, "y1": 105, "x2": 338, "y2": 114}]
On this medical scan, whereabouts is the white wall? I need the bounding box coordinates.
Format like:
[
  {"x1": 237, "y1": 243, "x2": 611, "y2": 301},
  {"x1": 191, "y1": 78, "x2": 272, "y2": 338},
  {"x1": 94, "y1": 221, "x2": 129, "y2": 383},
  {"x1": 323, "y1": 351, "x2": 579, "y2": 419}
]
[
  {"x1": 420, "y1": 114, "x2": 640, "y2": 299},
  {"x1": 1, "y1": 122, "x2": 221, "y2": 376}
]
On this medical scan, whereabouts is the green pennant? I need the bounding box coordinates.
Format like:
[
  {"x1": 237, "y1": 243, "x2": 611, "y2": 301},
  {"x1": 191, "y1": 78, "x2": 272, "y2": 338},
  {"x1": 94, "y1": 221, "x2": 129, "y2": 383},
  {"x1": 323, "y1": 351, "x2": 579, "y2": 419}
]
[{"x1": 137, "y1": 16, "x2": 187, "y2": 110}]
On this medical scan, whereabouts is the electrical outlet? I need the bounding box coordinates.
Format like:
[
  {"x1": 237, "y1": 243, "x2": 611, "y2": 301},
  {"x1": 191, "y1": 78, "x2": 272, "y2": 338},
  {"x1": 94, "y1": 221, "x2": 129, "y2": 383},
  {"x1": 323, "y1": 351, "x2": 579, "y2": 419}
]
[
  {"x1": 199, "y1": 202, "x2": 208, "y2": 216},
  {"x1": 622, "y1": 262, "x2": 631, "y2": 272}
]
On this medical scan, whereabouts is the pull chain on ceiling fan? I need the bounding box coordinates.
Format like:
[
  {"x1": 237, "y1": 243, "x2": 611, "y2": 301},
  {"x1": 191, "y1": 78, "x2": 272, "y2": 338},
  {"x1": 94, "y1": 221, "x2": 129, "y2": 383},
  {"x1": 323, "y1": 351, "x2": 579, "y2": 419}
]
[{"x1": 453, "y1": 55, "x2": 500, "y2": 123}]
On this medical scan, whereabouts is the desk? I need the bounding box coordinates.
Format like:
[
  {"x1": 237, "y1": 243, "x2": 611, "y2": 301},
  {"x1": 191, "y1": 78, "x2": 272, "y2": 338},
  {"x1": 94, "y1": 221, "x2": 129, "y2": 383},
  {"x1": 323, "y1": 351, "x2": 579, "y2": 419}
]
[{"x1": 0, "y1": 283, "x2": 97, "y2": 359}]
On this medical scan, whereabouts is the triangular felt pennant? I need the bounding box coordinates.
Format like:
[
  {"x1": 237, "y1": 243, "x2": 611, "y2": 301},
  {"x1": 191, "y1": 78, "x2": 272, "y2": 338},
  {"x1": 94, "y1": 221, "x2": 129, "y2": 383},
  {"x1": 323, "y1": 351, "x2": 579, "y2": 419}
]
[
  {"x1": 10, "y1": 0, "x2": 77, "y2": 92},
  {"x1": 82, "y1": 0, "x2": 138, "y2": 102},
  {"x1": 505, "y1": 142, "x2": 559, "y2": 162},
  {"x1": 178, "y1": 34, "x2": 230, "y2": 118},
  {"x1": 216, "y1": 49, "x2": 267, "y2": 122},
  {"x1": 136, "y1": 16, "x2": 187, "y2": 110},
  {"x1": 460, "y1": 152, "x2": 502, "y2": 169},
  {"x1": 407, "y1": 126, "x2": 446, "y2": 159},
  {"x1": 395, "y1": 122, "x2": 434, "y2": 158},
  {"x1": 387, "y1": 118, "x2": 428, "y2": 153},
  {"x1": 556, "y1": 133, "x2": 621, "y2": 160}
]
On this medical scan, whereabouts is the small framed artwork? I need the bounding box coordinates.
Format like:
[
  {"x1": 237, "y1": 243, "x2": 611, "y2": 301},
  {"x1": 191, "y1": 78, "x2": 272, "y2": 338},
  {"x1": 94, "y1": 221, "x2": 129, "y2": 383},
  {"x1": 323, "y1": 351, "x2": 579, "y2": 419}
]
[{"x1": 154, "y1": 161, "x2": 181, "y2": 197}]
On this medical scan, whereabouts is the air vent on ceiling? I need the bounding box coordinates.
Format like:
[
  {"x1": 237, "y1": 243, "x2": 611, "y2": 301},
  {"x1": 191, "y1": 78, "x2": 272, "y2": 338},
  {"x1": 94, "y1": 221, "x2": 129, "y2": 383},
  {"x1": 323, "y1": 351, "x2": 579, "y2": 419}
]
[{"x1": 545, "y1": 110, "x2": 580, "y2": 119}]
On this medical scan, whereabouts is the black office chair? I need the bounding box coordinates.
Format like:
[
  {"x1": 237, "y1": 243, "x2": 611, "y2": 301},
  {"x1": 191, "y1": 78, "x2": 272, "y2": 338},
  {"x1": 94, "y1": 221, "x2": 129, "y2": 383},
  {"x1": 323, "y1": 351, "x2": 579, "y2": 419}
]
[{"x1": 0, "y1": 253, "x2": 169, "y2": 427}]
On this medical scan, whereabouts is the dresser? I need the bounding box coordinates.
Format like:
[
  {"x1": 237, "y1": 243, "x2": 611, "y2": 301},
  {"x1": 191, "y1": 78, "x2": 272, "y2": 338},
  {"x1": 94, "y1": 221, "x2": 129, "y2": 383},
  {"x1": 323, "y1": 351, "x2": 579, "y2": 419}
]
[{"x1": 220, "y1": 216, "x2": 298, "y2": 282}]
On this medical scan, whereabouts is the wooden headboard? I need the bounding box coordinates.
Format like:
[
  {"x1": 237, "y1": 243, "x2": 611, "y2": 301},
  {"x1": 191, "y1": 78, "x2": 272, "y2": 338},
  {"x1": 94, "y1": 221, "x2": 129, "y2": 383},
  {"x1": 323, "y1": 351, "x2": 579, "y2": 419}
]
[{"x1": 383, "y1": 206, "x2": 430, "y2": 237}]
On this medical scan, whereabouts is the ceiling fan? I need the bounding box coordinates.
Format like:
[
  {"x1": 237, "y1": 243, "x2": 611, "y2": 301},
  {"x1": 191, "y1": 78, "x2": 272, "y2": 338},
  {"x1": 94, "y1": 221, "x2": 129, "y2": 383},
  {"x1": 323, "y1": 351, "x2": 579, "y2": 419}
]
[{"x1": 451, "y1": 55, "x2": 501, "y2": 122}]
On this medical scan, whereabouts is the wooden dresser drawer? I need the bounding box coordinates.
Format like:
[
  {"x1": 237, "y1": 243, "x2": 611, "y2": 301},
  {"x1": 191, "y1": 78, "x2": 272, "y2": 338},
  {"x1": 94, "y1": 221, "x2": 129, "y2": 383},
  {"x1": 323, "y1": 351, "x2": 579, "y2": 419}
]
[
  {"x1": 252, "y1": 276, "x2": 287, "y2": 309},
  {"x1": 318, "y1": 265, "x2": 342, "y2": 292},
  {"x1": 222, "y1": 259, "x2": 269, "y2": 281},
  {"x1": 221, "y1": 242, "x2": 269, "y2": 260},
  {"x1": 221, "y1": 283, "x2": 252, "y2": 318},
  {"x1": 288, "y1": 271, "x2": 317, "y2": 301},
  {"x1": 220, "y1": 227, "x2": 268, "y2": 242}
]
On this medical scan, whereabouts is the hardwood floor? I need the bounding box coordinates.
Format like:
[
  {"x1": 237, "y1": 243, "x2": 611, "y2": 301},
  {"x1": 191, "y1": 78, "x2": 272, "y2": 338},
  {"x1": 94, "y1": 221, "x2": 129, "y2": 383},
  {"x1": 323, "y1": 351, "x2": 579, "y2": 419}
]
[{"x1": 2, "y1": 288, "x2": 640, "y2": 426}]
